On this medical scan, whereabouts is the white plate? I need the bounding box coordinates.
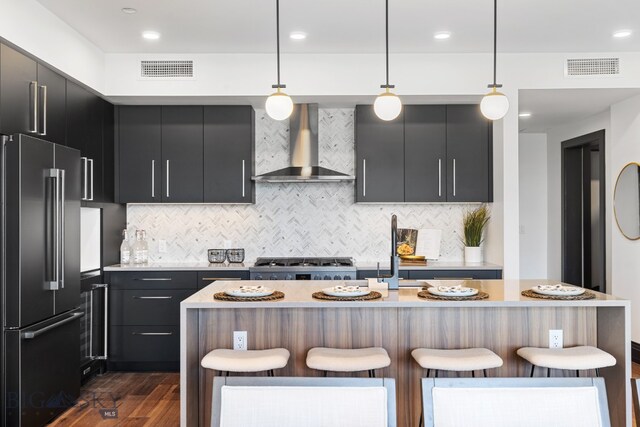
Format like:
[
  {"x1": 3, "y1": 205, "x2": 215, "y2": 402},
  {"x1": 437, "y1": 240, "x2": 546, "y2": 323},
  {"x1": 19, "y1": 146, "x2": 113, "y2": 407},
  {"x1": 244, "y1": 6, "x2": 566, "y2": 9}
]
[
  {"x1": 427, "y1": 286, "x2": 479, "y2": 297},
  {"x1": 322, "y1": 286, "x2": 370, "y2": 297},
  {"x1": 531, "y1": 285, "x2": 585, "y2": 297},
  {"x1": 224, "y1": 286, "x2": 275, "y2": 298}
]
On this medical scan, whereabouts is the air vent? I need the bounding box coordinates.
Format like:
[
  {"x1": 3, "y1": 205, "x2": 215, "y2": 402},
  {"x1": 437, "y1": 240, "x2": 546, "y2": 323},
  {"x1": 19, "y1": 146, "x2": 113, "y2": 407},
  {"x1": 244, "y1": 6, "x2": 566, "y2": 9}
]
[
  {"x1": 565, "y1": 58, "x2": 620, "y2": 77},
  {"x1": 140, "y1": 60, "x2": 194, "y2": 78}
]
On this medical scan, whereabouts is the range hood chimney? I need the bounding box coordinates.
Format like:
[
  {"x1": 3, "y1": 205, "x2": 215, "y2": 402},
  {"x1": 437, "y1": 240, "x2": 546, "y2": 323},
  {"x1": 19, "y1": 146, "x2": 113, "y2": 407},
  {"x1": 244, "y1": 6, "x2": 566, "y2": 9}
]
[{"x1": 252, "y1": 104, "x2": 355, "y2": 183}]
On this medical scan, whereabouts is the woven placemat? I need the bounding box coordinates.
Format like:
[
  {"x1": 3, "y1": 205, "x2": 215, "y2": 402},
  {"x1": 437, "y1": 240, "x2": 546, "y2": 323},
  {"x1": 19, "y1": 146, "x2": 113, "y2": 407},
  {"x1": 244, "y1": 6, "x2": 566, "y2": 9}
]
[
  {"x1": 214, "y1": 291, "x2": 285, "y2": 302},
  {"x1": 312, "y1": 291, "x2": 382, "y2": 301},
  {"x1": 521, "y1": 289, "x2": 596, "y2": 300},
  {"x1": 417, "y1": 290, "x2": 489, "y2": 301}
]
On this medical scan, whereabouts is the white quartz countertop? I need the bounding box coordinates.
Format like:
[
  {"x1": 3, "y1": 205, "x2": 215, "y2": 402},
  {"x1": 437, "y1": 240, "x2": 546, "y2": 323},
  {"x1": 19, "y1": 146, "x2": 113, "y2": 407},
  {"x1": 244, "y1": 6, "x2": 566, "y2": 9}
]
[
  {"x1": 104, "y1": 261, "x2": 502, "y2": 272},
  {"x1": 181, "y1": 279, "x2": 627, "y2": 309}
]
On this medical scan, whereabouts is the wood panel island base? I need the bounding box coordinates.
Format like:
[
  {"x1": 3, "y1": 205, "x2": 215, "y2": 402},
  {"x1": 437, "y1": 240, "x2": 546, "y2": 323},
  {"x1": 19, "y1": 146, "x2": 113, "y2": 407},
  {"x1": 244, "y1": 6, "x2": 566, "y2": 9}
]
[{"x1": 180, "y1": 280, "x2": 631, "y2": 427}]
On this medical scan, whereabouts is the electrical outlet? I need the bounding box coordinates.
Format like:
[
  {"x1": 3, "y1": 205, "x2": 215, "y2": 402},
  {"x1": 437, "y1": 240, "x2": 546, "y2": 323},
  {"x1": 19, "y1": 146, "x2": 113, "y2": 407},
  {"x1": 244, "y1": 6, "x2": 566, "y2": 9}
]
[
  {"x1": 233, "y1": 331, "x2": 247, "y2": 351},
  {"x1": 158, "y1": 239, "x2": 167, "y2": 253},
  {"x1": 549, "y1": 329, "x2": 563, "y2": 349}
]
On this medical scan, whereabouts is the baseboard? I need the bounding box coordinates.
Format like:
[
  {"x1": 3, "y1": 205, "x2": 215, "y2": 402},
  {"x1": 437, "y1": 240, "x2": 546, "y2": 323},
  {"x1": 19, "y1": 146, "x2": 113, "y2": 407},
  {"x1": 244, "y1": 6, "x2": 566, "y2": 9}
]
[{"x1": 632, "y1": 341, "x2": 640, "y2": 364}]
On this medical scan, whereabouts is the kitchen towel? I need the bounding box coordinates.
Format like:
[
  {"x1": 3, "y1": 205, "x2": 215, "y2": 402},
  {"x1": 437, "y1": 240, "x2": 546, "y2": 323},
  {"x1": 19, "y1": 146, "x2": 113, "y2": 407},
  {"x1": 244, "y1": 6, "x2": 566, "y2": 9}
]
[{"x1": 416, "y1": 229, "x2": 442, "y2": 260}]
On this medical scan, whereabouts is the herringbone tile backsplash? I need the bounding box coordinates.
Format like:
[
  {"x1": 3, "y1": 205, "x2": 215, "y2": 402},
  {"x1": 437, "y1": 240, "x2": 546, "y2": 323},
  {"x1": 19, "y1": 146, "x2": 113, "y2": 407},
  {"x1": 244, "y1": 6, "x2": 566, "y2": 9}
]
[{"x1": 127, "y1": 109, "x2": 477, "y2": 263}]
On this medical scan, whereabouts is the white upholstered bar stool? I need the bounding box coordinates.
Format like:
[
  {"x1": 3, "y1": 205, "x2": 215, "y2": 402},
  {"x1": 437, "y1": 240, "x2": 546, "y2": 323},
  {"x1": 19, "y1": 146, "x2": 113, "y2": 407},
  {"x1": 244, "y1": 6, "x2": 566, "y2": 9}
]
[
  {"x1": 411, "y1": 348, "x2": 504, "y2": 378},
  {"x1": 517, "y1": 346, "x2": 616, "y2": 377},
  {"x1": 201, "y1": 348, "x2": 290, "y2": 377},
  {"x1": 306, "y1": 347, "x2": 391, "y2": 377}
]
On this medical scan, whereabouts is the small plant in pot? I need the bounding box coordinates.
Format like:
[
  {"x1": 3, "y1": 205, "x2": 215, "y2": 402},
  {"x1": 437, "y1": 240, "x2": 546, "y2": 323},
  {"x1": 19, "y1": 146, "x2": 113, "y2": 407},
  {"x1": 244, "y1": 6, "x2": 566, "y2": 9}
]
[{"x1": 462, "y1": 204, "x2": 490, "y2": 264}]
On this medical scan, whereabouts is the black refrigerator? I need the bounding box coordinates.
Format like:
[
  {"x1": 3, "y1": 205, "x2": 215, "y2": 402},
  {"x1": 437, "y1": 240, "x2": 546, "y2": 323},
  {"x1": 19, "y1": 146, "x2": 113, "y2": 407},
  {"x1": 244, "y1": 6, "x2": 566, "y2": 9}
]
[{"x1": 1, "y1": 134, "x2": 82, "y2": 427}]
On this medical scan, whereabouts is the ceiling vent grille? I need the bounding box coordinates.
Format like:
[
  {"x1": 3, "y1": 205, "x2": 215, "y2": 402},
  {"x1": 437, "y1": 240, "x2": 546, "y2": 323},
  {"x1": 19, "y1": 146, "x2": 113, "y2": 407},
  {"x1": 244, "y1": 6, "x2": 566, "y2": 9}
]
[
  {"x1": 565, "y1": 58, "x2": 620, "y2": 77},
  {"x1": 140, "y1": 60, "x2": 194, "y2": 78}
]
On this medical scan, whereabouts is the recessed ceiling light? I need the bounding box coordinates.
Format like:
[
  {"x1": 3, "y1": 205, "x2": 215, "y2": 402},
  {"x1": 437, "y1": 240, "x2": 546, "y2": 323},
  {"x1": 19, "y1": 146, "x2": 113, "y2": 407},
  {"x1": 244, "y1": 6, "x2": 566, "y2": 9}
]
[
  {"x1": 121, "y1": 7, "x2": 137, "y2": 14},
  {"x1": 289, "y1": 31, "x2": 307, "y2": 40},
  {"x1": 519, "y1": 112, "x2": 532, "y2": 118},
  {"x1": 613, "y1": 30, "x2": 632, "y2": 38},
  {"x1": 142, "y1": 31, "x2": 161, "y2": 40},
  {"x1": 434, "y1": 31, "x2": 451, "y2": 40}
]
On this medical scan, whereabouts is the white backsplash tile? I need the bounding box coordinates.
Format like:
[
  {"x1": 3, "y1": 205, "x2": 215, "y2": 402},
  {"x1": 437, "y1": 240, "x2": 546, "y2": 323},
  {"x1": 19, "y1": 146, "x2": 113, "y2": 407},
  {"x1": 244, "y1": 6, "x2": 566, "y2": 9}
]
[{"x1": 126, "y1": 108, "x2": 475, "y2": 263}]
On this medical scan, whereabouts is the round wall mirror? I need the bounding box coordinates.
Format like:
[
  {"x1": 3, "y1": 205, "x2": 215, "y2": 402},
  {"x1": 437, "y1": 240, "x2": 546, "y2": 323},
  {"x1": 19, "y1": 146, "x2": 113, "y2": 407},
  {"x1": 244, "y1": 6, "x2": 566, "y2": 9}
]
[{"x1": 614, "y1": 162, "x2": 640, "y2": 240}]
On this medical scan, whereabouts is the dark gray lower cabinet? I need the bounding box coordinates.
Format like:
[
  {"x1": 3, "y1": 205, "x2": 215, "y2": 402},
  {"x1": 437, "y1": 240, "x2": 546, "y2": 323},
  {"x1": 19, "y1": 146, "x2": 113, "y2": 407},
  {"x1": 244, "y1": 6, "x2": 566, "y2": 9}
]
[
  {"x1": 355, "y1": 105, "x2": 404, "y2": 203},
  {"x1": 107, "y1": 270, "x2": 247, "y2": 371}
]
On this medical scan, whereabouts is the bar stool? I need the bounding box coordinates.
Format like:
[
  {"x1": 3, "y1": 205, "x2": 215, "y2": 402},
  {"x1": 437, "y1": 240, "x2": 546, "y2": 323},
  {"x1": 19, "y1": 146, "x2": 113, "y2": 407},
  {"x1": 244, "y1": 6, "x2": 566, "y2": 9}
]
[
  {"x1": 201, "y1": 348, "x2": 290, "y2": 377},
  {"x1": 517, "y1": 345, "x2": 616, "y2": 377},
  {"x1": 306, "y1": 347, "x2": 391, "y2": 377},
  {"x1": 411, "y1": 348, "x2": 504, "y2": 378}
]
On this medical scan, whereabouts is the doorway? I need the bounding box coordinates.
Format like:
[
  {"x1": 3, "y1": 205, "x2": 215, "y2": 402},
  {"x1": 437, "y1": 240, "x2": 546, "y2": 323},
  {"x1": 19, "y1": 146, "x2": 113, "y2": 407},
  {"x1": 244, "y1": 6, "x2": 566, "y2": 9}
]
[{"x1": 561, "y1": 130, "x2": 606, "y2": 291}]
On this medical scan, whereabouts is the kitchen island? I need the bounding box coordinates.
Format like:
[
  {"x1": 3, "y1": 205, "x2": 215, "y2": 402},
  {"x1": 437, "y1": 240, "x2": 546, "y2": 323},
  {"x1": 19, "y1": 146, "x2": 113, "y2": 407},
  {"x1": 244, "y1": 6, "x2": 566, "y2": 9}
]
[{"x1": 180, "y1": 280, "x2": 630, "y2": 427}]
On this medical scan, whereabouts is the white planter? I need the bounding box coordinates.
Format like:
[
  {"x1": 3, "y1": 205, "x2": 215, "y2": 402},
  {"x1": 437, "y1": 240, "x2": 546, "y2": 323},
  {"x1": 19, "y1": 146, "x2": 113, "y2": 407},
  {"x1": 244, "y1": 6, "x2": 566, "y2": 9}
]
[{"x1": 464, "y1": 246, "x2": 483, "y2": 264}]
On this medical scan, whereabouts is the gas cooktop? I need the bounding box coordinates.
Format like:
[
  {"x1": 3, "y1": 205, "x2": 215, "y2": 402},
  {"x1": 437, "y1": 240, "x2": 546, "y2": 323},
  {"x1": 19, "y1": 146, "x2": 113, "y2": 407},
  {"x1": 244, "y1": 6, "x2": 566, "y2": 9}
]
[{"x1": 250, "y1": 257, "x2": 356, "y2": 281}]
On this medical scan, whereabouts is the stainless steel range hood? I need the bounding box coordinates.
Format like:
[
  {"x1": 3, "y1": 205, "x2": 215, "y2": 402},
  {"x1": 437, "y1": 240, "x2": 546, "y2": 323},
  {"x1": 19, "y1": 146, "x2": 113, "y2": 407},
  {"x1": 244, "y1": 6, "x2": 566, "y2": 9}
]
[{"x1": 252, "y1": 104, "x2": 355, "y2": 183}]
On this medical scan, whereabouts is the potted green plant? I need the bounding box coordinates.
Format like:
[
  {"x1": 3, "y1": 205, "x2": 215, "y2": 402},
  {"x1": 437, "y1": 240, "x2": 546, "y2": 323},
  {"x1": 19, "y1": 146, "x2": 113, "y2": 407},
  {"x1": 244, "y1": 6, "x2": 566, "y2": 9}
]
[{"x1": 462, "y1": 204, "x2": 490, "y2": 264}]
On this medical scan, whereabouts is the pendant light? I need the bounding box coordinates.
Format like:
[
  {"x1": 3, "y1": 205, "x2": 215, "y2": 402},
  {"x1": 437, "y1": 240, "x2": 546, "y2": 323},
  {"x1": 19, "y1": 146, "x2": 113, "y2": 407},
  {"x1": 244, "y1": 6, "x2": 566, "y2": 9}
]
[
  {"x1": 265, "y1": 0, "x2": 293, "y2": 121},
  {"x1": 480, "y1": 0, "x2": 509, "y2": 121},
  {"x1": 374, "y1": 0, "x2": 402, "y2": 121}
]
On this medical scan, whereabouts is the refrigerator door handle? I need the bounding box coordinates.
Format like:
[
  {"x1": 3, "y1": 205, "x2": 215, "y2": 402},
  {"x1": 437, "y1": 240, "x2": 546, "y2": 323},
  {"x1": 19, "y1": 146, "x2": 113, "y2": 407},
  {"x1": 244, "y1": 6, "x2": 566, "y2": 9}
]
[
  {"x1": 44, "y1": 168, "x2": 61, "y2": 290},
  {"x1": 59, "y1": 169, "x2": 65, "y2": 289},
  {"x1": 22, "y1": 311, "x2": 84, "y2": 340}
]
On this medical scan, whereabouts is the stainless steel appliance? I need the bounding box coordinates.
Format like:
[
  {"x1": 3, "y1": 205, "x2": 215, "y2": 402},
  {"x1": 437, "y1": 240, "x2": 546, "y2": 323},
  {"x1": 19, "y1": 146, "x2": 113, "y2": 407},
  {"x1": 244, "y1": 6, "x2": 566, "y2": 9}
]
[
  {"x1": 79, "y1": 273, "x2": 108, "y2": 384},
  {"x1": 250, "y1": 257, "x2": 356, "y2": 280},
  {"x1": 1, "y1": 134, "x2": 82, "y2": 427}
]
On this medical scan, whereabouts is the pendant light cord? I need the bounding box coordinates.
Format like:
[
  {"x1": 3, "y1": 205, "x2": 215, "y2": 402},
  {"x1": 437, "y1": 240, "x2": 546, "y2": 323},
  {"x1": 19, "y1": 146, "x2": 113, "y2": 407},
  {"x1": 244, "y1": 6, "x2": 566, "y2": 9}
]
[
  {"x1": 492, "y1": 0, "x2": 497, "y2": 86},
  {"x1": 276, "y1": 0, "x2": 281, "y2": 87},
  {"x1": 385, "y1": 0, "x2": 390, "y2": 87}
]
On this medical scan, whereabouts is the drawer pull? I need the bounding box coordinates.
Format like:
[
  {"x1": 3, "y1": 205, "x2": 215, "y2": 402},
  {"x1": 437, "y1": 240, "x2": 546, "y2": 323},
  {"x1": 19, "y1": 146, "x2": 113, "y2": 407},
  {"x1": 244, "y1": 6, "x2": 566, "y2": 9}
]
[
  {"x1": 132, "y1": 332, "x2": 173, "y2": 336},
  {"x1": 201, "y1": 277, "x2": 241, "y2": 281},
  {"x1": 133, "y1": 296, "x2": 173, "y2": 300},
  {"x1": 432, "y1": 277, "x2": 474, "y2": 280},
  {"x1": 135, "y1": 278, "x2": 173, "y2": 281}
]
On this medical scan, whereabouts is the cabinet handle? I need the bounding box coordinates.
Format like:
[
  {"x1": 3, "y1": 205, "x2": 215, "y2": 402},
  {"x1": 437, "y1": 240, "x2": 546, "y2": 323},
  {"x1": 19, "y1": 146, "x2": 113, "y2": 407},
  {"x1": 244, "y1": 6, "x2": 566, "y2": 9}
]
[
  {"x1": 30, "y1": 81, "x2": 38, "y2": 133},
  {"x1": 453, "y1": 158, "x2": 457, "y2": 197},
  {"x1": 133, "y1": 296, "x2": 173, "y2": 300},
  {"x1": 38, "y1": 85, "x2": 47, "y2": 136},
  {"x1": 242, "y1": 160, "x2": 245, "y2": 198},
  {"x1": 166, "y1": 160, "x2": 170, "y2": 198},
  {"x1": 151, "y1": 160, "x2": 155, "y2": 198},
  {"x1": 81, "y1": 157, "x2": 88, "y2": 200},
  {"x1": 132, "y1": 332, "x2": 173, "y2": 336},
  {"x1": 88, "y1": 158, "x2": 94, "y2": 201},
  {"x1": 433, "y1": 277, "x2": 473, "y2": 280},
  {"x1": 134, "y1": 277, "x2": 173, "y2": 281},
  {"x1": 362, "y1": 159, "x2": 366, "y2": 197},
  {"x1": 201, "y1": 277, "x2": 241, "y2": 281},
  {"x1": 438, "y1": 158, "x2": 442, "y2": 197}
]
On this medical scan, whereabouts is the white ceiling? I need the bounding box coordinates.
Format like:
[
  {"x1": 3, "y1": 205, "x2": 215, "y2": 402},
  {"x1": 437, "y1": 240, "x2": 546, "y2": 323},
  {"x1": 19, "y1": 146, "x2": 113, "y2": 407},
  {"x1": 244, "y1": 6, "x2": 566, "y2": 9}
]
[
  {"x1": 36, "y1": 0, "x2": 640, "y2": 54},
  {"x1": 518, "y1": 88, "x2": 640, "y2": 133}
]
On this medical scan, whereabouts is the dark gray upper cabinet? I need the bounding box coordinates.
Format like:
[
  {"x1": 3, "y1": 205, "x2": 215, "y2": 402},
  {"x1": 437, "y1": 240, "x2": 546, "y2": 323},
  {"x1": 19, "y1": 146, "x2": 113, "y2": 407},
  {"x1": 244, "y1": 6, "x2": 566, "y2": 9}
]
[
  {"x1": 161, "y1": 106, "x2": 204, "y2": 203},
  {"x1": 446, "y1": 105, "x2": 492, "y2": 202},
  {"x1": 355, "y1": 105, "x2": 405, "y2": 203},
  {"x1": 0, "y1": 44, "x2": 37, "y2": 136},
  {"x1": 118, "y1": 106, "x2": 162, "y2": 203},
  {"x1": 404, "y1": 105, "x2": 447, "y2": 202},
  {"x1": 203, "y1": 106, "x2": 255, "y2": 203},
  {"x1": 36, "y1": 64, "x2": 66, "y2": 145},
  {"x1": 102, "y1": 100, "x2": 115, "y2": 203}
]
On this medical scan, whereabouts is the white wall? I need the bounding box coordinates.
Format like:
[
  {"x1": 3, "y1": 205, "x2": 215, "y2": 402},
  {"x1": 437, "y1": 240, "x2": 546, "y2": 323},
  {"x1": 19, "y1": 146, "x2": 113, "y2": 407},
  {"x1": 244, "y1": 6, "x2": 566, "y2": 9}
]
[
  {"x1": 610, "y1": 93, "x2": 640, "y2": 342},
  {"x1": 519, "y1": 133, "x2": 548, "y2": 279},
  {"x1": 0, "y1": 0, "x2": 105, "y2": 91},
  {"x1": 545, "y1": 111, "x2": 612, "y2": 284}
]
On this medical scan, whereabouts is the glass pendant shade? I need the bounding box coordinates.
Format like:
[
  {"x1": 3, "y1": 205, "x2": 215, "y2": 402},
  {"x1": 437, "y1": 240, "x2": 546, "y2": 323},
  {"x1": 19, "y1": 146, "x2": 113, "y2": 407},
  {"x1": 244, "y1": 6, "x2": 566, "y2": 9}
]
[
  {"x1": 374, "y1": 91, "x2": 402, "y2": 121},
  {"x1": 480, "y1": 89, "x2": 509, "y2": 120},
  {"x1": 265, "y1": 90, "x2": 294, "y2": 121}
]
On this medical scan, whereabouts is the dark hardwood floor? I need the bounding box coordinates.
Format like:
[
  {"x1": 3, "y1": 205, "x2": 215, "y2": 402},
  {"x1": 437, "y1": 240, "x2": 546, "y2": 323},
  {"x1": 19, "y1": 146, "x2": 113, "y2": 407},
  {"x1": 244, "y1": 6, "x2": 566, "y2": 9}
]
[
  {"x1": 49, "y1": 363, "x2": 640, "y2": 426},
  {"x1": 48, "y1": 372, "x2": 179, "y2": 426}
]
